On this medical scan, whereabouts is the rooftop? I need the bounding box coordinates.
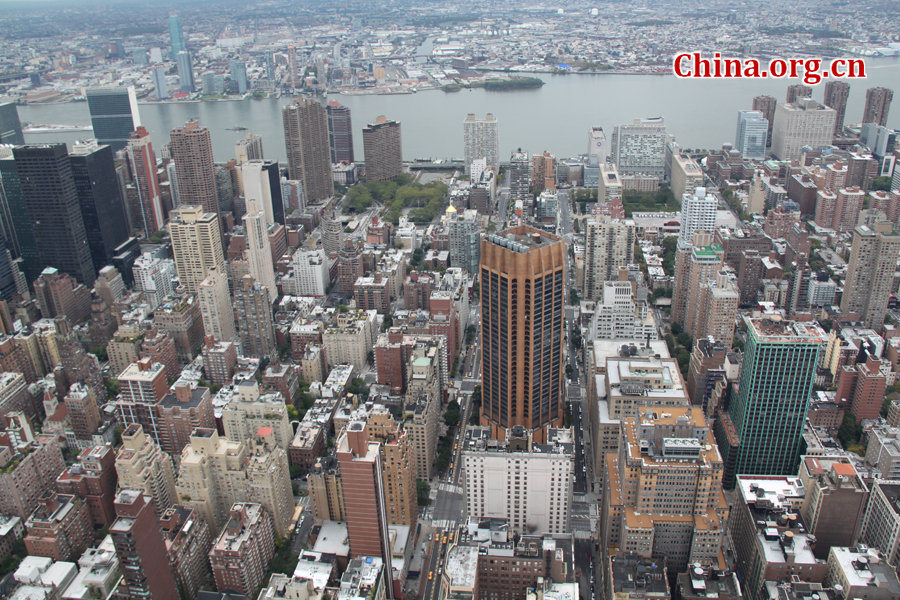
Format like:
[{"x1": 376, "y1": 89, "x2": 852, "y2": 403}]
[
  {"x1": 830, "y1": 546, "x2": 900, "y2": 592},
  {"x1": 610, "y1": 553, "x2": 669, "y2": 596}
]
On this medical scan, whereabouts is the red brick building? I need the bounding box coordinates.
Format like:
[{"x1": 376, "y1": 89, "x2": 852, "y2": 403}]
[
  {"x1": 110, "y1": 491, "x2": 179, "y2": 600},
  {"x1": 24, "y1": 491, "x2": 93, "y2": 561},
  {"x1": 160, "y1": 505, "x2": 213, "y2": 600},
  {"x1": 209, "y1": 503, "x2": 275, "y2": 596},
  {"x1": 55, "y1": 445, "x2": 117, "y2": 526},
  {"x1": 836, "y1": 355, "x2": 888, "y2": 423},
  {"x1": 202, "y1": 336, "x2": 238, "y2": 386}
]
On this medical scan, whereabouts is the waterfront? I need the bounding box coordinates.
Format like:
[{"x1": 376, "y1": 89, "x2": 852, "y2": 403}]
[{"x1": 18, "y1": 57, "x2": 900, "y2": 164}]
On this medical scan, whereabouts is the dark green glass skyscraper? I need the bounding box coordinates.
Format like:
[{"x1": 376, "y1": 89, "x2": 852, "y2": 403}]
[{"x1": 719, "y1": 317, "x2": 824, "y2": 489}]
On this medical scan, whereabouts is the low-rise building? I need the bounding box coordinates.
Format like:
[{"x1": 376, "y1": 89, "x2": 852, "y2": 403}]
[
  {"x1": 607, "y1": 553, "x2": 670, "y2": 600},
  {"x1": 824, "y1": 546, "x2": 900, "y2": 600}
]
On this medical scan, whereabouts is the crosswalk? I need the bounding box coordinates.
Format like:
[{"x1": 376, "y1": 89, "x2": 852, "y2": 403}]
[
  {"x1": 432, "y1": 519, "x2": 456, "y2": 530},
  {"x1": 437, "y1": 482, "x2": 462, "y2": 494}
]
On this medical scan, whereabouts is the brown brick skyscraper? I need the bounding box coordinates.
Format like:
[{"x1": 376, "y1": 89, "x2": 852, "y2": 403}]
[
  {"x1": 282, "y1": 98, "x2": 333, "y2": 203},
  {"x1": 362, "y1": 116, "x2": 403, "y2": 182},
  {"x1": 823, "y1": 81, "x2": 850, "y2": 136},
  {"x1": 479, "y1": 226, "x2": 566, "y2": 443},
  {"x1": 862, "y1": 86, "x2": 893, "y2": 126},
  {"x1": 169, "y1": 120, "x2": 218, "y2": 221}
]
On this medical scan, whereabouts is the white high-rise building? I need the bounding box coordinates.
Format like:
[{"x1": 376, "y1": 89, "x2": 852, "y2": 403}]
[
  {"x1": 771, "y1": 99, "x2": 838, "y2": 162},
  {"x1": 243, "y1": 198, "x2": 278, "y2": 305},
  {"x1": 242, "y1": 160, "x2": 276, "y2": 226},
  {"x1": 585, "y1": 281, "x2": 658, "y2": 341},
  {"x1": 588, "y1": 127, "x2": 608, "y2": 166},
  {"x1": 735, "y1": 110, "x2": 768, "y2": 160},
  {"x1": 584, "y1": 217, "x2": 635, "y2": 299},
  {"x1": 679, "y1": 187, "x2": 718, "y2": 246},
  {"x1": 198, "y1": 265, "x2": 236, "y2": 341},
  {"x1": 132, "y1": 253, "x2": 175, "y2": 310},
  {"x1": 463, "y1": 113, "x2": 500, "y2": 176},
  {"x1": 463, "y1": 427, "x2": 573, "y2": 535},
  {"x1": 609, "y1": 118, "x2": 668, "y2": 180},
  {"x1": 289, "y1": 248, "x2": 330, "y2": 296}
]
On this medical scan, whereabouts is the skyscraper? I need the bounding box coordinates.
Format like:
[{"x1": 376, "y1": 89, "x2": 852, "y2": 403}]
[
  {"x1": 823, "y1": 81, "x2": 850, "y2": 136},
  {"x1": 679, "y1": 186, "x2": 718, "y2": 246},
  {"x1": 69, "y1": 140, "x2": 128, "y2": 275},
  {"x1": 115, "y1": 424, "x2": 178, "y2": 517},
  {"x1": 0, "y1": 103, "x2": 24, "y2": 145},
  {"x1": 198, "y1": 265, "x2": 235, "y2": 341},
  {"x1": 786, "y1": 84, "x2": 813, "y2": 104},
  {"x1": 583, "y1": 216, "x2": 635, "y2": 299},
  {"x1": 480, "y1": 226, "x2": 566, "y2": 442},
  {"x1": 150, "y1": 67, "x2": 168, "y2": 100},
  {"x1": 362, "y1": 115, "x2": 403, "y2": 182},
  {"x1": 587, "y1": 126, "x2": 608, "y2": 166},
  {"x1": 735, "y1": 110, "x2": 768, "y2": 160},
  {"x1": 1, "y1": 150, "x2": 40, "y2": 281},
  {"x1": 243, "y1": 197, "x2": 277, "y2": 304},
  {"x1": 716, "y1": 317, "x2": 824, "y2": 489},
  {"x1": 168, "y1": 205, "x2": 225, "y2": 294},
  {"x1": 508, "y1": 149, "x2": 531, "y2": 203},
  {"x1": 463, "y1": 113, "x2": 500, "y2": 175},
  {"x1": 229, "y1": 58, "x2": 247, "y2": 94},
  {"x1": 282, "y1": 98, "x2": 333, "y2": 203},
  {"x1": 110, "y1": 490, "x2": 180, "y2": 600},
  {"x1": 176, "y1": 51, "x2": 195, "y2": 93},
  {"x1": 609, "y1": 118, "x2": 668, "y2": 180},
  {"x1": 326, "y1": 100, "x2": 354, "y2": 163},
  {"x1": 752, "y1": 95, "x2": 777, "y2": 148},
  {"x1": 862, "y1": 87, "x2": 893, "y2": 127},
  {"x1": 771, "y1": 99, "x2": 837, "y2": 162},
  {"x1": 85, "y1": 86, "x2": 141, "y2": 152},
  {"x1": 234, "y1": 275, "x2": 276, "y2": 358},
  {"x1": 234, "y1": 131, "x2": 264, "y2": 164},
  {"x1": 12, "y1": 145, "x2": 96, "y2": 286},
  {"x1": 265, "y1": 50, "x2": 275, "y2": 81},
  {"x1": 241, "y1": 159, "x2": 284, "y2": 226},
  {"x1": 337, "y1": 422, "x2": 393, "y2": 586},
  {"x1": 126, "y1": 127, "x2": 164, "y2": 234},
  {"x1": 168, "y1": 14, "x2": 185, "y2": 55},
  {"x1": 841, "y1": 221, "x2": 900, "y2": 330},
  {"x1": 169, "y1": 120, "x2": 218, "y2": 221}
]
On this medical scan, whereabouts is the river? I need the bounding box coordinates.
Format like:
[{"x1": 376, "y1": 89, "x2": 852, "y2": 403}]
[{"x1": 17, "y1": 57, "x2": 900, "y2": 164}]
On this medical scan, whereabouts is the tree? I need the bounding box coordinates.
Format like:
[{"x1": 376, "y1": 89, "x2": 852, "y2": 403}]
[
  {"x1": 287, "y1": 405, "x2": 299, "y2": 421},
  {"x1": 838, "y1": 413, "x2": 862, "y2": 448},
  {"x1": 105, "y1": 378, "x2": 120, "y2": 399},
  {"x1": 381, "y1": 313, "x2": 394, "y2": 331},
  {"x1": 417, "y1": 479, "x2": 431, "y2": 506},
  {"x1": 872, "y1": 176, "x2": 892, "y2": 191},
  {"x1": 444, "y1": 400, "x2": 461, "y2": 427},
  {"x1": 89, "y1": 346, "x2": 108, "y2": 362},
  {"x1": 290, "y1": 465, "x2": 304, "y2": 479},
  {"x1": 570, "y1": 289, "x2": 580, "y2": 305}
]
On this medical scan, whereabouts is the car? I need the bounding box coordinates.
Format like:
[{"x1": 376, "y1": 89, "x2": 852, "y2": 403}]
[
  {"x1": 429, "y1": 572, "x2": 434, "y2": 580},
  {"x1": 442, "y1": 535, "x2": 448, "y2": 544}
]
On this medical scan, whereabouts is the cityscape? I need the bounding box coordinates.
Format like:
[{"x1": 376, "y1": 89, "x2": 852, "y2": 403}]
[{"x1": 0, "y1": 1, "x2": 898, "y2": 600}]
